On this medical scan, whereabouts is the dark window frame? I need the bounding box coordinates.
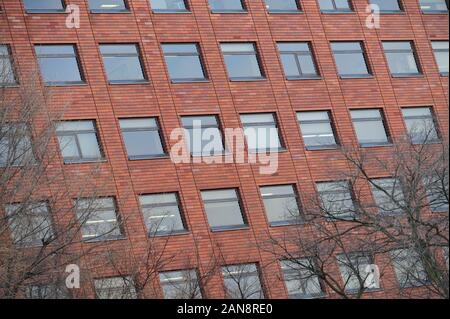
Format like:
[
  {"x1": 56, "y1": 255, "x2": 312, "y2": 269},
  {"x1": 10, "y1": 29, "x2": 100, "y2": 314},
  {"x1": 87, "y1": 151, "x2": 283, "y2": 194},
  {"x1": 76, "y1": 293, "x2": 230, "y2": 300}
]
[
  {"x1": 150, "y1": 0, "x2": 190, "y2": 13},
  {"x1": 35, "y1": 44, "x2": 85, "y2": 86},
  {"x1": 0, "y1": 44, "x2": 17, "y2": 85},
  {"x1": 240, "y1": 112, "x2": 285, "y2": 153},
  {"x1": 162, "y1": 43, "x2": 208, "y2": 83},
  {"x1": 382, "y1": 40, "x2": 422, "y2": 77},
  {"x1": 260, "y1": 184, "x2": 303, "y2": 226},
  {"x1": 277, "y1": 42, "x2": 320, "y2": 80},
  {"x1": 88, "y1": 0, "x2": 130, "y2": 13},
  {"x1": 23, "y1": 0, "x2": 66, "y2": 13},
  {"x1": 265, "y1": 0, "x2": 302, "y2": 13},
  {"x1": 221, "y1": 42, "x2": 266, "y2": 81},
  {"x1": 208, "y1": 0, "x2": 247, "y2": 13},
  {"x1": 350, "y1": 108, "x2": 391, "y2": 147},
  {"x1": 119, "y1": 117, "x2": 167, "y2": 160},
  {"x1": 331, "y1": 41, "x2": 372, "y2": 78},
  {"x1": 99, "y1": 43, "x2": 148, "y2": 84},
  {"x1": 297, "y1": 110, "x2": 339, "y2": 150},
  {"x1": 319, "y1": 0, "x2": 354, "y2": 13}
]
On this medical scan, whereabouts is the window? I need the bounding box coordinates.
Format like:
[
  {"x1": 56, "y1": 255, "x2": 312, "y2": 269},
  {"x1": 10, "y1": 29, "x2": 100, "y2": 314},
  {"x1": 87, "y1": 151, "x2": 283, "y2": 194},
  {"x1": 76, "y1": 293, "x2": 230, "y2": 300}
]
[
  {"x1": 337, "y1": 254, "x2": 379, "y2": 292},
  {"x1": 277, "y1": 42, "x2": 319, "y2": 79},
  {"x1": 220, "y1": 43, "x2": 264, "y2": 80},
  {"x1": 316, "y1": 181, "x2": 355, "y2": 219},
  {"x1": 431, "y1": 41, "x2": 449, "y2": 75},
  {"x1": 26, "y1": 284, "x2": 68, "y2": 299},
  {"x1": 88, "y1": 0, "x2": 128, "y2": 12},
  {"x1": 56, "y1": 120, "x2": 103, "y2": 163},
  {"x1": 159, "y1": 269, "x2": 202, "y2": 299},
  {"x1": 382, "y1": 41, "x2": 421, "y2": 76},
  {"x1": 139, "y1": 193, "x2": 186, "y2": 236},
  {"x1": 265, "y1": 0, "x2": 300, "y2": 12},
  {"x1": 0, "y1": 45, "x2": 16, "y2": 85},
  {"x1": 75, "y1": 197, "x2": 123, "y2": 241},
  {"x1": 419, "y1": 0, "x2": 448, "y2": 13},
  {"x1": 391, "y1": 249, "x2": 428, "y2": 288},
  {"x1": 297, "y1": 111, "x2": 338, "y2": 149},
  {"x1": 181, "y1": 115, "x2": 225, "y2": 156},
  {"x1": 99, "y1": 44, "x2": 146, "y2": 84},
  {"x1": 350, "y1": 109, "x2": 389, "y2": 147},
  {"x1": 208, "y1": 0, "x2": 245, "y2": 12},
  {"x1": 201, "y1": 189, "x2": 246, "y2": 231},
  {"x1": 119, "y1": 118, "x2": 166, "y2": 159},
  {"x1": 222, "y1": 263, "x2": 264, "y2": 299},
  {"x1": 370, "y1": 178, "x2": 405, "y2": 214},
  {"x1": 424, "y1": 175, "x2": 449, "y2": 213},
  {"x1": 240, "y1": 113, "x2": 283, "y2": 152},
  {"x1": 0, "y1": 123, "x2": 34, "y2": 167},
  {"x1": 401, "y1": 107, "x2": 439, "y2": 144},
  {"x1": 23, "y1": 0, "x2": 65, "y2": 13},
  {"x1": 6, "y1": 202, "x2": 54, "y2": 246},
  {"x1": 35, "y1": 45, "x2": 84, "y2": 86},
  {"x1": 369, "y1": 0, "x2": 402, "y2": 12},
  {"x1": 94, "y1": 277, "x2": 137, "y2": 299},
  {"x1": 280, "y1": 259, "x2": 324, "y2": 299},
  {"x1": 318, "y1": 0, "x2": 353, "y2": 12},
  {"x1": 331, "y1": 42, "x2": 371, "y2": 78},
  {"x1": 260, "y1": 185, "x2": 301, "y2": 226},
  {"x1": 162, "y1": 44, "x2": 207, "y2": 82},
  {"x1": 150, "y1": 0, "x2": 188, "y2": 12}
]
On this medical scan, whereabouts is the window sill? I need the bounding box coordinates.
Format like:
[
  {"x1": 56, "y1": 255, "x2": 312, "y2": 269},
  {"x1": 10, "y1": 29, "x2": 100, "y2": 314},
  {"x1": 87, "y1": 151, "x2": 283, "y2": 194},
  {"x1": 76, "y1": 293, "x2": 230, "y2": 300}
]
[
  {"x1": 83, "y1": 235, "x2": 126, "y2": 243},
  {"x1": 410, "y1": 139, "x2": 441, "y2": 145},
  {"x1": 108, "y1": 80, "x2": 149, "y2": 85},
  {"x1": 377, "y1": 11, "x2": 405, "y2": 15},
  {"x1": 248, "y1": 147, "x2": 287, "y2": 154},
  {"x1": 90, "y1": 10, "x2": 131, "y2": 14},
  {"x1": 0, "y1": 83, "x2": 19, "y2": 88},
  {"x1": 320, "y1": 10, "x2": 354, "y2": 14},
  {"x1": 128, "y1": 154, "x2": 169, "y2": 161},
  {"x1": 63, "y1": 159, "x2": 107, "y2": 165},
  {"x1": 390, "y1": 73, "x2": 423, "y2": 78},
  {"x1": 305, "y1": 145, "x2": 339, "y2": 151},
  {"x1": 339, "y1": 74, "x2": 374, "y2": 79},
  {"x1": 211, "y1": 225, "x2": 249, "y2": 232},
  {"x1": 286, "y1": 76, "x2": 322, "y2": 81},
  {"x1": 421, "y1": 11, "x2": 449, "y2": 14},
  {"x1": 359, "y1": 143, "x2": 392, "y2": 148},
  {"x1": 171, "y1": 79, "x2": 209, "y2": 84},
  {"x1": 44, "y1": 82, "x2": 87, "y2": 87},
  {"x1": 210, "y1": 10, "x2": 248, "y2": 14},
  {"x1": 150, "y1": 230, "x2": 190, "y2": 238},
  {"x1": 345, "y1": 287, "x2": 383, "y2": 295},
  {"x1": 25, "y1": 10, "x2": 66, "y2": 14},
  {"x1": 439, "y1": 72, "x2": 449, "y2": 77},
  {"x1": 289, "y1": 292, "x2": 327, "y2": 299},
  {"x1": 267, "y1": 10, "x2": 303, "y2": 14},
  {"x1": 229, "y1": 77, "x2": 267, "y2": 82},
  {"x1": 269, "y1": 220, "x2": 304, "y2": 227},
  {"x1": 152, "y1": 10, "x2": 191, "y2": 14}
]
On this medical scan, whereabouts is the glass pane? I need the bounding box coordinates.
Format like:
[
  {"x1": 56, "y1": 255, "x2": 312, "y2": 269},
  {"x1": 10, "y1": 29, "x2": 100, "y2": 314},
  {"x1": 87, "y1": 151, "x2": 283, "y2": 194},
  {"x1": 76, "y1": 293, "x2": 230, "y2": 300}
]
[
  {"x1": 241, "y1": 113, "x2": 275, "y2": 124},
  {"x1": 143, "y1": 205, "x2": 184, "y2": 234},
  {"x1": 224, "y1": 54, "x2": 262, "y2": 79},
  {"x1": 334, "y1": 52, "x2": 369, "y2": 76},
  {"x1": 404, "y1": 118, "x2": 438, "y2": 143},
  {"x1": 140, "y1": 193, "x2": 177, "y2": 206},
  {"x1": 331, "y1": 42, "x2": 362, "y2": 51},
  {"x1": 204, "y1": 201, "x2": 244, "y2": 228},
  {"x1": 419, "y1": 0, "x2": 448, "y2": 11},
  {"x1": 431, "y1": 41, "x2": 449, "y2": 50},
  {"x1": 371, "y1": 178, "x2": 404, "y2": 214},
  {"x1": 100, "y1": 44, "x2": 138, "y2": 55},
  {"x1": 165, "y1": 56, "x2": 205, "y2": 80},
  {"x1": 318, "y1": 0, "x2": 335, "y2": 10},
  {"x1": 335, "y1": 0, "x2": 351, "y2": 9},
  {"x1": 221, "y1": 43, "x2": 255, "y2": 53},
  {"x1": 353, "y1": 120, "x2": 388, "y2": 144},
  {"x1": 57, "y1": 121, "x2": 94, "y2": 132},
  {"x1": 263, "y1": 197, "x2": 300, "y2": 224},
  {"x1": 88, "y1": 0, "x2": 127, "y2": 10},
  {"x1": 95, "y1": 277, "x2": 136, "y2": 299},
  {"x1": 278, "y1": 43, "x2": 310, "y2": 52},
  {"x1": 123, "y1": 130, "x2": 165, "y2": 157},
  {"x1": 265, "y1": 0, "x2": 298, "y2": 11},
  {"x1": 370, "y1": 0, "x2": 401, "y2": 11},
  {"x1": 298, "y1": 55, "x2": 317, "y2": 75},
  {"x1": 23, "y1": 0, "x2": 64, "y2": 10},
  {"x1": 160, "y1": 270, "x2": 202, "y2": 299},
  {"x1": 103, "y1": 56, "x2": 145, "y2": 82},
  {"x1": 186, "y1": 128, "x2": 224, "y2": 155},
  {"x1": 0, "y1": 53, "x2": 16, "y2": 84},
  {"x1": 181, "y1": 116, "x2": 218, "y2": 127},
  {"x1": 58, "y1": 135, "x2": 80, "y2": 159},
  {"x1": 261, "y1": 185, "x2": 295, "y2": 197},
  {"x1": 78, "y1": 133, "x2": 102, "y2": 159},
  {"x1": 351, "y1": 109, "x2": 381, "y2": 119},
  {"x1": 35, "y1": 45, "x2": 75, "y2": 55},
  {"x1": 434, "y1": 51, "x2": 449, "y2": 74},
  {"x1": 162, "y1": 44, "x2": 198, "y2": 54},
  {"x1": 297, "y1": 111, "x2": 330, "y2": 122},
  {"x1": 280, "y1": 54, "x2": 301, "y2": 77},
  {"x1": 385, "y1": 52, "x2": 419, "y2": 75},
  {"x1": 38, "y1": 57, "x2": 82, "y2": 83},
  {"x1": 244, "y1": 125, "x2": 281, "y2": 151},
  {"x1": 202, "y1": 189, "x2": 237, "y2": 201},
  {"x1": 209, "y1": 0, "x2": 244, "y2": 11},
  {"x1": 119, "y1": 118, "x2": 157, "y2": 129},
  {"x1": 382, "y1": 41, "x2": 412, "y2": 51},
  {"x1": 222, "y1": 264, "x2": 264, "y2": 299},
  {"x1": 301, "y1": 122, "x2": 336, "y2": 147},
  {"x1": 401, "y1": 107, "x2": 431, "y2": 117},
  {"x1": 151, "y1": 0, "x2": 187, "y2": 10}
]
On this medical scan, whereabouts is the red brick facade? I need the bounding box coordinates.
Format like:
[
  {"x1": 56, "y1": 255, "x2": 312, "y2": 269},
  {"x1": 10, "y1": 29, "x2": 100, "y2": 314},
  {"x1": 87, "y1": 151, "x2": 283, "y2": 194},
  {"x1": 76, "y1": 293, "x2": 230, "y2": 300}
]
[{"x1": 0, "y1": 0, "x2": 448, "y2": 298}]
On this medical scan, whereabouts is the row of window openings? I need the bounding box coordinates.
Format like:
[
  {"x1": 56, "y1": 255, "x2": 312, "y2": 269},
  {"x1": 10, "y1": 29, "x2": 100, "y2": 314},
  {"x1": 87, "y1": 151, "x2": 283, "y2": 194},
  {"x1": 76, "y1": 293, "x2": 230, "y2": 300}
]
[
  {"x1": 26, "y1": 247, "x2": 440, "y2": 299},
  {"x1": 1, "y1": 39, "x2": 448, "y2": 87},
  {"x1": 5, "y1": 172, "x2": 447, "y2": 249},
  {"x1": 18, "y1": 0, "x2": 450, "y2": 14}
]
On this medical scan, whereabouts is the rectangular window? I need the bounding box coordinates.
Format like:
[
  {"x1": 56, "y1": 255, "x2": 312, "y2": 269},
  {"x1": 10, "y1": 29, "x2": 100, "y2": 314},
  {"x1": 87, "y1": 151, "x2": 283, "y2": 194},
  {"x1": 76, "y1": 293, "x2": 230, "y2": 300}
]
[
  {"x1": 162, "y1": 44, "x2": 206, "y2": 82},
  {"x1": 119, "y1": 118, "x2": 166, "y2": 159},
  {"x1": 419, "y1": 0, "x2": 448, "y2": 12},
  {"x1": 391, "y1": 249, "x2": 428, "y2": 288},
  {"x1": 369, "y1": 0, "x2": 402, "y2": 12},
  {"x1": 201, "y1": 189, "x2": 246, "y2": 231},
  {"x1": 208, "y1": 0, "x2": 245, "y2": 12},
  {"x1": 159, "y1": 269, "x2": 202, "y2": 299},
  {"x1": 297, "y1": 111, "x2": 338, "y2": 149},
  {"x1": 0, "y1": 45, "x2": 16, "y2": 85},
  {"x1": 370, "y1": 178, "x2": 404, "y2": 215},
  {"x1": 350, "y1": 109, "x2": 389, "y2": 147},
  {"x1": 56, "y1": 120, "x2": 103, "y2": 163},
  {"x1": 6, "y1": 202, "x2": 54, "y2": 246},
  {"x1": 35, "y1": 45, "x2": 84, "y2": 86},
  {"x1": 331, "y1": 42, "x2": 371, "y2": 78},
  {"x1": 222, "y1": 263, "x2": 264, "y2": 299},
  {"x1": 431, "y1": 41, "x2": 449, "y2": 75},
  {"x1": 318, "y1": 0, "x2": 352, "y2": 12},
  {"x1": 0, "y1": 123, "x2": 34, "y2": 167},
  {"x1": 260, "y1": 185, "x2": 301, "y2": 226},
  {"x1": 23, "y1": 0, "x2": 65, "y2": 13},
  {"x1": 139, "y1": 193, "x2": 186, "y2": 236},
  {"x1": 401, "y1": 107, "x2": 439, "y2": 144},
  {"x1": 94, "y1": 277, "x2": 137, "y2": 299},
  {"x1": 265, "y1": 0, "x2": 300, "y2": 12},
  {"x1": 337, "y1": 254, "x2": 379, "y2": 292},
  {"x1": 316, "y1": 181, "x2": 355, "y2": 219},
  {"x1": 424, "y1": 175, "x2": 449, "y2": 213},
  {"x1": 277, "y1": 42, "x2": 319, "y2": 79},
  {"x1": 100, "y1": 44, "x2": 146, "y2": 84},
  {"x1": 280, "y1": 259, "x2": 324, "y2": 299},
  {"x1": 150, "y1": 0, "x2": 189, "y2": 12},
  {"x1": 220, "y1": 43, "x2": 264, "y2": 80},
  {"x1": 26, "y1": 284, "x2": 68, "y2": 299},
  {"x1": 181, "y1": 115, "x2": 224, "y2": 156},
  {"x1": 240, "y1": 113, "x2": 283, "y2": 152},
  {"x1": 75, "y1": 197, "x2": 123, "y2": 241},
  {"x1": 382, "y1": 41, "x2": 421, "y2": 76},
  {"x1": 88, "y1": 0, "x2": 128, "y2": 12}
]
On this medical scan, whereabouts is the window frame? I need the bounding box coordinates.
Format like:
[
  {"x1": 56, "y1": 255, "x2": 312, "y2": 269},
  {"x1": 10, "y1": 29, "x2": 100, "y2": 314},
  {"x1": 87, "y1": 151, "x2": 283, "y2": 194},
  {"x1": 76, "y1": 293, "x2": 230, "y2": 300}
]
[
  {"x1": 337, "y1": 253, "x2": 380, "y2": 293},
  {"x1": 161, "y1": 43, "x2": 208, "y2": 83},
  {"x1": 401, "y1": 107, "x2": 441, "y2": 144},
  {"x1": 382, "y1": 41, "x2": 422, "y2": 77},
  {"x1": 119, "y1": 117, "x2": 167, "y2": 160},
  {"x1": 150, "y1": 0, "x2": 190, "y2": 13},
  {"x1": 316, "y1": 180, "x2": 356, "y2": 220},
  {"x1": 297, "y1": 110, "x2": 339, "y2": 150},
  {"x1": 35, "y1": 44, "x2": 85, "y2": 86},
  {"x1": 0, "y1": 122, "x2": 35, "y2": 167},
  {"x1": 391, "y1": 248, "x2": 430, "y2": 288},
  {"x1": 159, "y1": 269, "x2": 203, "y2": 299},
  {"x1": 277, "y1": 42, "x2": 320, "y2": 80},
  {"x1": 370, "y1": 177, "x2": 405, "y2": 215},
  {"x1": 264, "y1": 0, "x2": 302, "y2": 13},
  {"x1": 350, "y1": 108, "x2": 391, "y2": 147},
  {"x1": 431, "y1": 40, "x2": 449, "y2": 76},
  {"x1": 318, "y1": 0, "x2": 354, "y2": 13},
  {"x1": 88, "y1": 0, "x2": 130, "y2": 13},
  {"x1": 22, "y1": 0, "x2": 66, "y2": 13},
  {"x1": 221, "y1": 263, "x2": 266, "y2": 299},
  {"x1": 240, "y1": 112, "x2": 285, "y2": 153},
  {"x1": 94, "y1": 276, "x2": 137, "y2": 299},
  {"x1": 99, "y1": 43, "x2": 148, "y2": 84},
  {"x1": 220, "y1": 42, "x2": 266, "y2": 81},
  {"x1": 0, "y1": 44, "x2": 17, "y2": 86},
  {"x1": 208, "y1": 0, "x2": 247, "y2": 13},
  {"x1": 260, "y1": 184, "x2": 303, "y2": 226},
  {"x1": 201, "y1": 188, "x2": 248, "y2": 232},
  {"x1": 331, "y1": 41, "x2": 372, "y2": 78}
]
